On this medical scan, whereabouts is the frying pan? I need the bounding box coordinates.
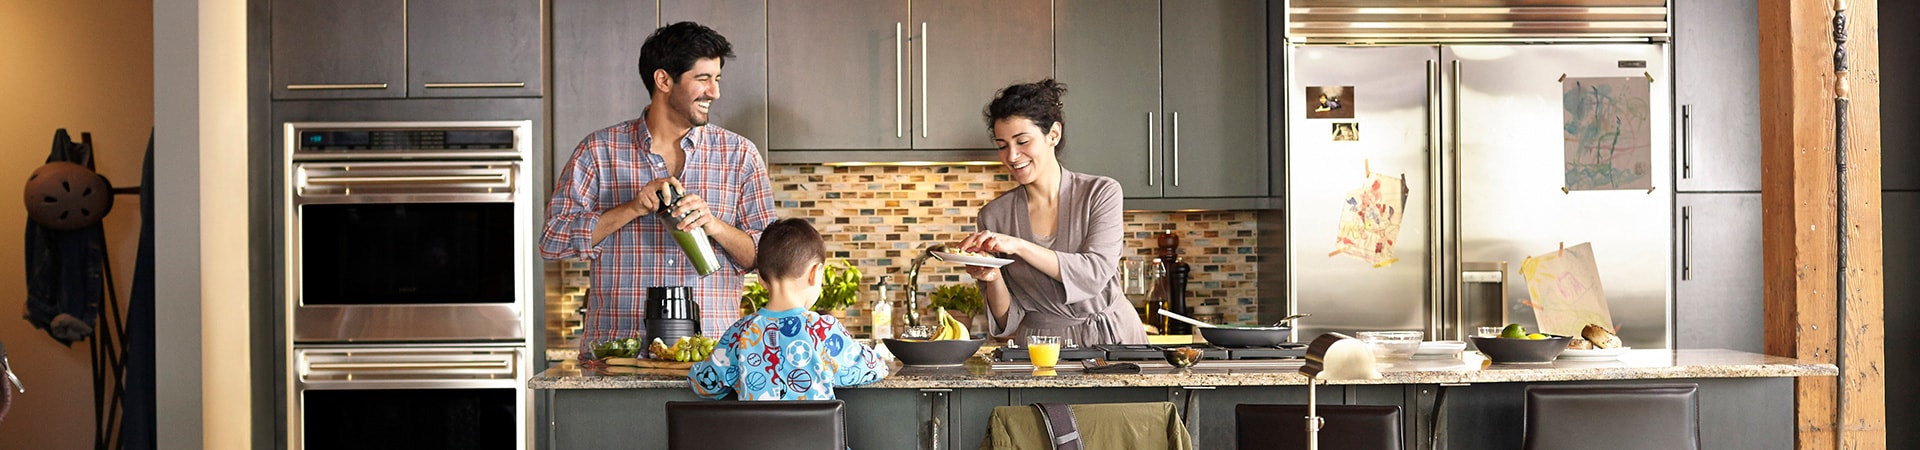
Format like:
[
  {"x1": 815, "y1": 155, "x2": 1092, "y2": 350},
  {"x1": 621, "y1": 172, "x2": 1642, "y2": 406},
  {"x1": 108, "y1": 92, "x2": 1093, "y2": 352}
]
[{"x1": 1158, "y1": 309, "x2": 1296, "y2": 347}]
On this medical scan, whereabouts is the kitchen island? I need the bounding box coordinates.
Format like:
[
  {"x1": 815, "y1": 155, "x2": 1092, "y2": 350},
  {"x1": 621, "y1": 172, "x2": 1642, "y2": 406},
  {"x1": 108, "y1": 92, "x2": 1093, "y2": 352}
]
[{"x1": 531, "y1": 349, "x2": 1834, "y2": 449}]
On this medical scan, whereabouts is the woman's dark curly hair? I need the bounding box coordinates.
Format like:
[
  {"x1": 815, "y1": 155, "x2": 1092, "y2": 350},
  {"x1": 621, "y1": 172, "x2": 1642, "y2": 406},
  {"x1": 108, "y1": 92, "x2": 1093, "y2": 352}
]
[{"x1": 983, "y1": 79, "x2": 1067, "y2": 154}]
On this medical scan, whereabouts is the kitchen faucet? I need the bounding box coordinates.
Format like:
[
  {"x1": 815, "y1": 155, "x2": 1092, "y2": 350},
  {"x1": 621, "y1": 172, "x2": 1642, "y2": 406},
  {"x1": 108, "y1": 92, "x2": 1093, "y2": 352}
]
[{"x1": 902, "y1": 243, "x2": 948, "y2": 325}]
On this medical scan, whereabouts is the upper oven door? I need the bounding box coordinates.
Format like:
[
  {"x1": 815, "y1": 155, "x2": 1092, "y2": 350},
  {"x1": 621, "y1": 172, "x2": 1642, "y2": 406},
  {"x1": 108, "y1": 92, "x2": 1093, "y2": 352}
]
[{"x1": 292, "y1": 161, "x2": 530, "y2": 343}]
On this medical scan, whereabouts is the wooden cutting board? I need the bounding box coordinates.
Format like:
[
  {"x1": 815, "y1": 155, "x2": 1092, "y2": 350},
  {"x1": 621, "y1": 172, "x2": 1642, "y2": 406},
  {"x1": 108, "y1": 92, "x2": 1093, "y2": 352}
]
[{"x1": 600, "y1": 358, "x2": 695, "y2": 376}]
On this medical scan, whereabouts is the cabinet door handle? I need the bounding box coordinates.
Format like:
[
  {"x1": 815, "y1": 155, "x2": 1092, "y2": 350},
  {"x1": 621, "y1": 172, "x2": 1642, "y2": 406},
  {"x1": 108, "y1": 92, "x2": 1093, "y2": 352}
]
[
  {"x1": 1681, "y1": 104, "x2": 1694, "y2": 179},
  {"x1": 921, "y1": 22, "x2": 930, "y2": 139},
  {"x1": 422, "y1": 82, "x2": 527, "y2": 89},
  {"x1": 1147, "y1": 112, "x2": 1157, "y2": 187},
  {"x1": 1171, "y1": 112, "x2": 1181, "y2": 187},
  {"x1": 896, "y1": 22, "x2": 904, "y2": 138},
  {"x1": 1681, "y1": 206, "x2": 1693, "y2": 281},
  {"x1": 287, "y1": 83, "x2": 389, "y2": 91}
]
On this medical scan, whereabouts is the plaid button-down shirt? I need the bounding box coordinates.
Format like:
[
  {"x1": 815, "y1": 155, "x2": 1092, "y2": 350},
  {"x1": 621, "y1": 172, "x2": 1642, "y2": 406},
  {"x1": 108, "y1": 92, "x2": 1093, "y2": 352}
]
[{"x1": 541, "y1": 114, "x2": 777, "y2": 356}]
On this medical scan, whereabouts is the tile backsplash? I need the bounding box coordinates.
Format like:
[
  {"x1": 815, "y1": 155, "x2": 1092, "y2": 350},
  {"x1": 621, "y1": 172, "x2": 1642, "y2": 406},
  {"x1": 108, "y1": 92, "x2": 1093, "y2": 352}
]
[{"x1": 546, "y1": 164, "x2": 1265, "y2": 344}]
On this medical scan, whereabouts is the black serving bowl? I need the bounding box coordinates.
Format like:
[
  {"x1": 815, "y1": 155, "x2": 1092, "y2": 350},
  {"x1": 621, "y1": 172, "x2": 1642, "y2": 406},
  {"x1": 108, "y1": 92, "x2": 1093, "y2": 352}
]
[
  {"x1": 883, "y1": 339, "x2": 986, "y2": 366},
  {"x1": 1470, "y1": 335, "x2": 1573, "y2": 364}
]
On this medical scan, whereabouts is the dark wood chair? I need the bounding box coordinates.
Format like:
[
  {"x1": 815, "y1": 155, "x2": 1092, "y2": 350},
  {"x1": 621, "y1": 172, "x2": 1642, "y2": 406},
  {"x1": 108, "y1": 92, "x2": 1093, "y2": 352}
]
[
  {"x1": 666, "y1": 400, "x2": 845, "y2": 450},
  {"x1": 1235, "y1": 404, "x2": 1404, "y2": 450},
  {"x1": 1523, "y1": 383, "x2": 1700, "y2": 450}
]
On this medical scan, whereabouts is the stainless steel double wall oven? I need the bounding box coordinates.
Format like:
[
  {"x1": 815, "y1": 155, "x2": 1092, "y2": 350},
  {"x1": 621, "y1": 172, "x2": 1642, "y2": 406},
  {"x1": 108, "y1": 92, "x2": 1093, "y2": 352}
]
[{"x1": 284, "y1": 121, "x2": 534, "y2": 450}]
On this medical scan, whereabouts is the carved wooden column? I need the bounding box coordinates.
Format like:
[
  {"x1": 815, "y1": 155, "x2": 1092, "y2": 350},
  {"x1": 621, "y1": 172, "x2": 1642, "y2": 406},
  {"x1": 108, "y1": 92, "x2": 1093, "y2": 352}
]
[{"x1": 1757, "y1": 0, "x2": 1884, "y2": 448}]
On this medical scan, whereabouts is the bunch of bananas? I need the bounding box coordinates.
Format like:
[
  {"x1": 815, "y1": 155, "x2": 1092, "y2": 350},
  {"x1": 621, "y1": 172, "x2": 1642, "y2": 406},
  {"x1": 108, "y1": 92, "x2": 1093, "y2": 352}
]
[
  {"x1": 934, "y1": 307, "x2": 972, "y2": 341},
  {"x1": 649, "y1": 336, "x2": 719, "y2": 362}
]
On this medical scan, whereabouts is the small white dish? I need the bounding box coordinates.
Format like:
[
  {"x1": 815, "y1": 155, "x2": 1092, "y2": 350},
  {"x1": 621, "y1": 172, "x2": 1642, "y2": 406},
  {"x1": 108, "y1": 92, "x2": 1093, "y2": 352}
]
[
  {"x1": 1559, "y1": 346, "x2": 1631, "y2": 360},
  {"x1": 932, "y1": 251, "x2": 1015, "y2": 268}
]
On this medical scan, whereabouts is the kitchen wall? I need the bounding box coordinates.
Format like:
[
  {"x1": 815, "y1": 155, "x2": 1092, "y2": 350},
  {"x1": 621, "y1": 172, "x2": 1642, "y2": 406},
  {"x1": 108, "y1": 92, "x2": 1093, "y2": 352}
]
[
  {"x1": 0, "y1": 0, "x2": 154, "y2": 448},
  {"x1": 547, "y1": 164, "x2": 1265, "y2": 344}
]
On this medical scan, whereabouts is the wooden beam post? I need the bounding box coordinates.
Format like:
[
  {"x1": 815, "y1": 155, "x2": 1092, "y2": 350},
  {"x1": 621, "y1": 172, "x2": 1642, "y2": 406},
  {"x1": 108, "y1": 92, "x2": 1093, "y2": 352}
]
[{"x1": 1758, "y1": 0, "x2": 1884, "y2": 449}]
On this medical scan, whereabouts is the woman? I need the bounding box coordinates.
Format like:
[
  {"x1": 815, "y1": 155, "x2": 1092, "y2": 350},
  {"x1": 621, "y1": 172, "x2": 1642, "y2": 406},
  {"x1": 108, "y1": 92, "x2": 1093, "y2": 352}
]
[{"x1": 957, "y1": 79, "x2": 1149, "y2": 346}]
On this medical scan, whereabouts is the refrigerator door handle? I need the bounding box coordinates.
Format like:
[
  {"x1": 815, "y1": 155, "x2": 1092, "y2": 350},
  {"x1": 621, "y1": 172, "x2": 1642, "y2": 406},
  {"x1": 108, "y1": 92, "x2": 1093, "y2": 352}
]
[
  {"x1": 1681, "y1": 206, "x2": 1693, "y2": 281},
  {"x1": 1681, "y1": 104, "x2": 1693, "y2": 179},
  {"x1": 1448, "y1": 60, "x2": 1464, "y2": 322},
  {"x1": 1427, "y1": 59, "x2": 1445, "y2": 338}
]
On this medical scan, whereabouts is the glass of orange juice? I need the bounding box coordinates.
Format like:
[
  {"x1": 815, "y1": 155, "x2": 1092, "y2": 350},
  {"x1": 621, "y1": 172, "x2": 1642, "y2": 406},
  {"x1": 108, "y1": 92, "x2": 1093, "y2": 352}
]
[{"x1": 1028, "y1": 336, "x2": 1062, "y2": 368}]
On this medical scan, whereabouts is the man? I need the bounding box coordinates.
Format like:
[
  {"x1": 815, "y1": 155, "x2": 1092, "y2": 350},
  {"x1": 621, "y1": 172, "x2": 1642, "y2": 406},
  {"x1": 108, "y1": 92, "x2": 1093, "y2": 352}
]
[{"x1": 541, "y1": 22, "x2": 776, "y2": 359}]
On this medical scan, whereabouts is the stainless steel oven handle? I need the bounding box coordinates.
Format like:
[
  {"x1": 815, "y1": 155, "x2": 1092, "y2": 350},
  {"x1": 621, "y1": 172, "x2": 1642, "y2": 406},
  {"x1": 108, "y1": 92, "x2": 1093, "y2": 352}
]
[
  {"x1": 304, "y1": 174, "x2": 511, "y2": 185},
  {"x1": 308, "y1": 361, "x2": 513, "y2": 371}
]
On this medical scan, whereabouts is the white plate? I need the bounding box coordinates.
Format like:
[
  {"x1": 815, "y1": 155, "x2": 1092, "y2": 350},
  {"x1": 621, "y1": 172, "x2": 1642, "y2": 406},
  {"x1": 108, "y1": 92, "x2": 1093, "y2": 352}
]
[
  {"x1": 1415, "y1": 341, "x2": 1466, "y2": 355},
  {"x1": 1559, "y1": 347, "x2": 1631, "y2": 360},
  {"x1": 1412, "y1": 341, "x2": 1466, "y2": 359},
  {"x1": 932, "y1": 251, "x2": 1015, "y2": 268}
]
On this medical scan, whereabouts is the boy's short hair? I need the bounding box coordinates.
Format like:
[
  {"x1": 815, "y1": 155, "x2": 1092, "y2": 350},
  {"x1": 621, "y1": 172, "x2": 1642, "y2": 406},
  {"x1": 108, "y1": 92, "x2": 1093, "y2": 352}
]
[{"x1": 757, "y1": 218, "x2": 826, "y2": 281}]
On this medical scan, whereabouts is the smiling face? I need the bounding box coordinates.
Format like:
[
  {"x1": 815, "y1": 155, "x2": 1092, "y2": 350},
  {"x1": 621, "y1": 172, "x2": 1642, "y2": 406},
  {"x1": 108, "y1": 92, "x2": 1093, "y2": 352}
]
[
  {"x1": 655, "y1": 57, "x2": 723, "y2": 127},
  {"x1": 991, "y1": 116, "x2": 1061, "y2": 185}
]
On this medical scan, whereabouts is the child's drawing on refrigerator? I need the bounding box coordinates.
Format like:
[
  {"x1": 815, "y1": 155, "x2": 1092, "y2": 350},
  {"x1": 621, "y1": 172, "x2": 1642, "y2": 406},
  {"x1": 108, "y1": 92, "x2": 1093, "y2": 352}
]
[
  {"x1": 1562, "y1": 76, "x2": 1653, "y2": 191},
  {"x1": 1331, "y1": 172, "x2": 1408, "y2": 268},
  {"x1": 1518, "y1": 242, "x2": 1617, "y2": 337}
]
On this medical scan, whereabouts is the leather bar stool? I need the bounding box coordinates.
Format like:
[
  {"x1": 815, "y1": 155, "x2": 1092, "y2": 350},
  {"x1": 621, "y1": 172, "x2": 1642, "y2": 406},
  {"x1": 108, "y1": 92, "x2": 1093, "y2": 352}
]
[
  {"x1": 1522, "y1": 383, "x2": 1700, "y2": 450},
  {"x1": 666, "y1": 400, "x2": 845, "y2": 450},
  {"x1": 1235, "y1": 404, "x2": 1404, "y2": 450}
]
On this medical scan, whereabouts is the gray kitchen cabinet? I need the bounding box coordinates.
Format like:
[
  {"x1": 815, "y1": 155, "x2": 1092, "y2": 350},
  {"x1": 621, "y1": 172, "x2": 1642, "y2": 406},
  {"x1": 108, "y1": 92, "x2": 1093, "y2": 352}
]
[
  {"x1": 766, "y1": 0, "x2": 1050, "y2": 152},
  {"x1": 551, "y1": 0, "x2": 769, "y2": 181},
  {"x1": 1056, "y1": 0, "x2": 1268, "y2": 199},
  {"x1": 1886, "y1": 191, "x2": 1920, "y2": 449},
  {"x1": 407, "y1": 0, "x2": 543, "y2": 98},
  {"x1": 1884, "y1": 2, "x2": 1920, "y2": 191},
  {"x1": 271, "y1": 0, "x2": 541, "y2": 100},
  {"x1": 1674, "y1": 0, "x2": 1761, "y2": 192},
  {"x1": 663, "y1": 0, "x2": 768, "y2": 156},
  {"x1": 1054, "y1": 0, "x2": 1160, "y2": 196},
  {"x1": 1674, "y1": 193, "x2": 1763, "y2": 353},
  {"x1": 552, "y1": 0, "x2": 657, "y2": 171},
  {"x1": 270, "y1": 0, "x2": 406, "y2": 99}
]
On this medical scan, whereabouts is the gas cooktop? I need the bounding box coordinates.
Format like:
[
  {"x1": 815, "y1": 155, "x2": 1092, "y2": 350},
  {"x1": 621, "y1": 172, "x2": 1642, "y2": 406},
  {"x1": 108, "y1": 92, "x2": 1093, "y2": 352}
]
[{"x1": 994, "y1": 343, "x2": 1307, "y2": 362}]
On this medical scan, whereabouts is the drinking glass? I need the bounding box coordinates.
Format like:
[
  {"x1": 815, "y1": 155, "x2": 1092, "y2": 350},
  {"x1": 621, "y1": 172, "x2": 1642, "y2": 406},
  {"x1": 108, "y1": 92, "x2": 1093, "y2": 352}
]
[
  {"x1": 1122, "y1": 258, "x2": 1147, "y2": 295},
  {"x1": 1027, "y1": 336, "x2": 1062, "y2": 368},
  {"x1": 1476, "y1": 326, "x2": 1505, "y2": 338}
]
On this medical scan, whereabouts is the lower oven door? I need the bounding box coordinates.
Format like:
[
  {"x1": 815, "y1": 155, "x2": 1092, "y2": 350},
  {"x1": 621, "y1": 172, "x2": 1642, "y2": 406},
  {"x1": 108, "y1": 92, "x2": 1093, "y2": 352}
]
[{"x1": 293, "y1": 345, "x2": 528, "y2": 450}]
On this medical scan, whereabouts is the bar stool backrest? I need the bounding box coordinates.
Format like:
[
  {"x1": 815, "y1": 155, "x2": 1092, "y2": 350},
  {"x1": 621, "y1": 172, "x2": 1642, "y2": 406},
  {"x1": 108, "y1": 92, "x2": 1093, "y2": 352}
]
[
  {"x1": 666, "y1": 400, "x2": 846, "y2": 450},
  {"x1": 1235, "y1": 404, "x2": 1404, "y2": 450},
  {"x1": 1523, "y1": 383, "x2": 1700, "y2": 450}
]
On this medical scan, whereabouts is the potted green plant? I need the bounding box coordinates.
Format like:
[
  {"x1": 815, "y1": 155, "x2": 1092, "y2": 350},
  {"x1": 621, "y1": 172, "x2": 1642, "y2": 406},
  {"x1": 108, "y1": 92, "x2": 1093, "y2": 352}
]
[
  {"x1": 929, "y1": 283, "x2": 985, "y2": 328},
  {"x1": 740, "y1": 260, "x2": 863, "y2": 314}
]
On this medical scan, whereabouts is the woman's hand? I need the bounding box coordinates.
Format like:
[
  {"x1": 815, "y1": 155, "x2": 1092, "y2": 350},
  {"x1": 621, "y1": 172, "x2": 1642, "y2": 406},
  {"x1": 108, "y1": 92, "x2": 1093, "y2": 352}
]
[
  {"x1": 964, "y1": 265, "x2": 1002, "y2": 283},
  {"x1": 957, "y1": 230, "x2": 1028, "y2": 258}
]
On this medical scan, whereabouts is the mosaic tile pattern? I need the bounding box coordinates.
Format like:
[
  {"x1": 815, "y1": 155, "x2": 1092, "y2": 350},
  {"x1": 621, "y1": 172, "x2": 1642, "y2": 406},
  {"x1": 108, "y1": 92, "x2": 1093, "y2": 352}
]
[{"x1": 543, "y1": 164, "x2": 1266, "y2": 343}]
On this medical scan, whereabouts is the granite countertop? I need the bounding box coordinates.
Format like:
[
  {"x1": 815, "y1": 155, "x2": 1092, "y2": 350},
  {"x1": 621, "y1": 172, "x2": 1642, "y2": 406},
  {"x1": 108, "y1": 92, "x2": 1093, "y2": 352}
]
[{"x1": 528, "y1": 348, "x2": 1837, "y2": 390}]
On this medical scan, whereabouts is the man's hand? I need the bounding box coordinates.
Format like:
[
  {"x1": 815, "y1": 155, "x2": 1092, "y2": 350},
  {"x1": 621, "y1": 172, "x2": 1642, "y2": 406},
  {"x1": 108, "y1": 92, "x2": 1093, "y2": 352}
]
[
  {"x1": 629, "y1": 177, "x2": 682, "y2": 216},
  {"x1": 669, "y1": 192, "x2": 714, "y2": 232}
]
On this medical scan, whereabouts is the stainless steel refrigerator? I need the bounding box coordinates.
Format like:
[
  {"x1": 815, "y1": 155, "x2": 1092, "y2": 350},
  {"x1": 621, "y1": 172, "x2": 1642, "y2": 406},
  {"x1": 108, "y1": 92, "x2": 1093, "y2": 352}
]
[{"x1": 1285, "y1": 44, "x2": 1673, "y2": 349}]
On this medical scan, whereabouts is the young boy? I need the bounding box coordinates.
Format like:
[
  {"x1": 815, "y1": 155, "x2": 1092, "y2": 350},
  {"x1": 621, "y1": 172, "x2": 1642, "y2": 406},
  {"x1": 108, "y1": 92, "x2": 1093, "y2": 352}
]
[{"x1": 690, "y1": 218, "x2": 888, "y2": 400}]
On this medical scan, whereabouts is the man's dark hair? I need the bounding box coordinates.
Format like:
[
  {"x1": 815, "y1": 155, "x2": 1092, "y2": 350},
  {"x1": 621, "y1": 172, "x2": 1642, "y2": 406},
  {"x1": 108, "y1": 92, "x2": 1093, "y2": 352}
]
[
  {"x1": 637, "y1": 21, "x2": 735, "y2": 96},
  {"x1": 984, "y1": 79, "x2": 1068, "y2": 154},
  {"x1": 757, "y1": 218, "x2": 826, "y2": 282}
]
